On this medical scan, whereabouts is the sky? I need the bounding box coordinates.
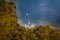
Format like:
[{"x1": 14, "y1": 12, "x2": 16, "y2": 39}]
[{"x1": 9, "y1": 0, "x2": 60, "y2": 27}]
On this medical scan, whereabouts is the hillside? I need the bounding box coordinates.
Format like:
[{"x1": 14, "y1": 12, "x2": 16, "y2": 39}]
[
  {"x1": 0, "y1": 0, "x2": 60, "y2": 40},
  {"x1": 0, "y1": 0, "x2": 20, "y2": 36}
]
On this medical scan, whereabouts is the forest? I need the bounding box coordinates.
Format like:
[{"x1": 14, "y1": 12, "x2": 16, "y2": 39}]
[{"x1": 0, "y1": 0, "x2": 60, "y2": 40}]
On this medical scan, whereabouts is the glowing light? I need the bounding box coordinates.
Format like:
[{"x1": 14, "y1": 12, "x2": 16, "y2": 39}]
[
  {"x1": 24, "y1": 24, "x2": 30, "y2": 27},
  {"x1": 26, "y1": 13, "x2": 28, "y2": 16},
  {"x1": 28, "y1": 21, "x2": 30, "y2": 25}
]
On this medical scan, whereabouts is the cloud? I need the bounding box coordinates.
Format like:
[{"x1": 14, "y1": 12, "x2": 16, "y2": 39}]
[
  {"x1": 35, "y1": 20, "x2": 51, "y2": 26},
  {"x1": 24, "y1": 23, "x2": 36, "y2": 28},
  {"x1": 17, "y1": 19, "x2": 36, "y2": 28}
]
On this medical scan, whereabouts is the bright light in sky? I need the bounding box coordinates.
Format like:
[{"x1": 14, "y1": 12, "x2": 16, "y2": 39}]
[
  {"x1": 24, "y1": 21, "x2": 31, "y2": 27},
  {"x1": 26, "y1": 13, "x2": 28, "y2": 16},
  {"x1": 28, "y1": 21, "x2": 30, "y2": 25},
  {"x1": 24, "y1": 24, "x2": 29, "y2": 27},
  {"x1": 24, "y1": 23, "x2": 36, "y2": 28}
]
